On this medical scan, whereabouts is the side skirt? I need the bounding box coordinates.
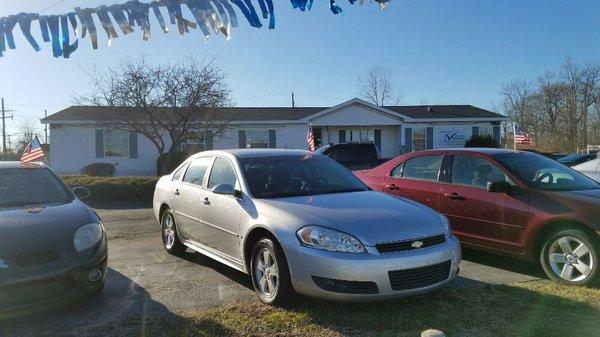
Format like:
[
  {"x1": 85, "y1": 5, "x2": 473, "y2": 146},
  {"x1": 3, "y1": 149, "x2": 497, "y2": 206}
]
[{"x1": 183, "y1": 239, "x2": 247, "y2": 274}]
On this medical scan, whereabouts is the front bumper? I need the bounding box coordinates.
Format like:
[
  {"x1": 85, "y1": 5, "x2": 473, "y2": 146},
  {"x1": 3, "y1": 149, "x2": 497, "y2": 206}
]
[
  {"x1": 283, "y1": 235, "x2": 461, "y2": 301},
  {"x1": 0, "y1": 235, "x2": 108, "y2": 317}
]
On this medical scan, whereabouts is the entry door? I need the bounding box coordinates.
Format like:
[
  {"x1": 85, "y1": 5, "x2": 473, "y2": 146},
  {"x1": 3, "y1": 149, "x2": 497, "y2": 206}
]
[
  {"x1": 383, "y1": 154, "x2": 444, "y2": 211},
  {"x1": 198, "y1": 157, "x2": 243, "y2": 260},
  {"x1": 439, "y1": 155, "x2": 530, "y2": 253},
  {"x1": 173, "y1": 157, "x2": 212, "y2": 240}
]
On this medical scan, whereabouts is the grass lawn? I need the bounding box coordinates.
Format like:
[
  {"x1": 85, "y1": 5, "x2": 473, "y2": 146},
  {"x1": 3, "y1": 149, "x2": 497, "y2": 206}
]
[{"x1": 82, "y1": 280, "x2": 599, "y2": 337}]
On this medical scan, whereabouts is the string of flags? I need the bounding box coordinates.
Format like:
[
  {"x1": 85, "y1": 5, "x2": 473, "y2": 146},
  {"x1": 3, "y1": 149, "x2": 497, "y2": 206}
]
[{"x1": 0, "y1": 0, "x2": 391, "y2": 59}]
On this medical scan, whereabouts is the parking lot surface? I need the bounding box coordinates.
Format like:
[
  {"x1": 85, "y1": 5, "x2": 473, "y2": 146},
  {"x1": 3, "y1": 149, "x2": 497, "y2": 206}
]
[{"x1": 1, "y1": 205, "x2": 542, "y2": 336}]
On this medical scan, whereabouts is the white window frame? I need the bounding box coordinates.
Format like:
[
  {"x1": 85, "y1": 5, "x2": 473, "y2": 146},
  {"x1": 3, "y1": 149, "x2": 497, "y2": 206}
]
[
  {"x1": 412, "y1": 128, "x2": 427, "y2": 152},
  {"x1": 104, "y1": 130, "x2": 129, "y2": 158},
  {"x1": 245, "y1": 129, "x2": 270, "y2": 148}
]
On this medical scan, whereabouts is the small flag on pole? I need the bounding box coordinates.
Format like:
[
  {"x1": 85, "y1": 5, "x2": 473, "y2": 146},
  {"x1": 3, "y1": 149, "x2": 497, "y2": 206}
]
[
  {"x1": 514, "y1": 125, "x2": 533, "y2": 145},
  {"x1": 21, "y1": 136, "x2": 45, "y2": 163},
  {"x1": 306, "y1": 122, "x2": 316, "y2": 152}
]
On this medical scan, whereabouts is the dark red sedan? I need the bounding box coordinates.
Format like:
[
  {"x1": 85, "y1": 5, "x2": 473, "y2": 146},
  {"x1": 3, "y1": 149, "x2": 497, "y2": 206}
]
[{"x1": 355, "y1": 148, "x2": 600, "y2": 286}]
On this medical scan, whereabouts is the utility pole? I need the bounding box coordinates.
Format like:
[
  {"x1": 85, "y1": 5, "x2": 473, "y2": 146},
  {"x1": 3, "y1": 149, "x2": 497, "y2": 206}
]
[
  {"x1": 291, "y1": 92, "x2": 295, "y2": 108},
  {"x1": 44, "y1": 109, "x2": 48, "y2": 143},
  {"x1": 1, "y1": 98, "x2": 14, "y2": 161}
]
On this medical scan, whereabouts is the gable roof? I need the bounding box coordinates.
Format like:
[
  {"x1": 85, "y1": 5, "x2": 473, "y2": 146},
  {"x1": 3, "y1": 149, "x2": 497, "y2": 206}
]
[{"x1": 42, "y1": 99, "x2": 505, "y2": 124}]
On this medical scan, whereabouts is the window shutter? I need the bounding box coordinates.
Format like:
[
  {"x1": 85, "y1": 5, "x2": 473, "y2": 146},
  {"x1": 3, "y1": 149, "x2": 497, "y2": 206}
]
[
  {"x1": 404, "y1": 127, "x2": 412, "y2": 152},
  {"x1": 238, "y1": 130, "x2": 246, "y2": 148},
  {"x1": 205, "y1": 130, "x2": 214, "y2": 150},
  {"x1": 268, "y1": 130, "x2": 276, "y2": 148},
  {"x1": 339, "y1": 130, "x2": 346, "y2": 144},
  {"x1": 426, "y1": 127, "x2": 434, "y2": 149},
  {"x1": 129, "y1": 131, "x2": 138, "y2": 159},
  {"x1": 95, "y1": 130, "x2": 104, "y2": 158},
  {"x1": 472, "y1": 126, "x2": 480, "y2": 138},
  {"x1": 374, "y1": 129, "x2": 382, "y2": 151},
  {"x1": 493, "y1": 126, "x2": 501, "y2": 147}
]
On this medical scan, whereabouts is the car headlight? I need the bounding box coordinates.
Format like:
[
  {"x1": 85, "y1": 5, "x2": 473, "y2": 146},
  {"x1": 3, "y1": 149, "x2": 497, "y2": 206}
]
[
  {"x1": 439, "y1": 214, "x2": 453, "y2": 237},
  {"x1": 73, "y1": 223, "x2": 104, "y2": 252},
  {"x1": 296, "y1": 226, "x2": 366, "y2": 253}
]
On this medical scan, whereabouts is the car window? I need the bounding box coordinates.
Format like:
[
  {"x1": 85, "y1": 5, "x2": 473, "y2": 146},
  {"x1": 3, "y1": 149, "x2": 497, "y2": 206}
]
[
  {"x1": 402, "y1": 155, "x2": 443, "y2": 182},
  {"x1": 183, "y1": 157, "x2": 212, "y2": 186},
  {"x1": 391, "y1": 163, "x2": 403, "y2": 177},
  {"x1": 172, "y1": 162, "x2": 189, "y2": 181},
  {"x1": 450, "y1": 156, "x2": 513, "y2": 189},
  {"x1": 208, "y1": 157, "x2": 238, "y2": 189},
  {"x1": 0, "y1": 168, "x2": 73, "y2": 207},
  {"x1": 240, "y1": 155, "x2": 368, "y2": 198},
  {"x1": 493, "y1": 152, "x2": 599, "y2": 191}
]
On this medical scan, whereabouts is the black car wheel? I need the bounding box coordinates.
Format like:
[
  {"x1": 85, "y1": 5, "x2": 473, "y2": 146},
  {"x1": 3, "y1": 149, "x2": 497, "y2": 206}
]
[
  {"x1": 161, "y1": 209, "x2": 186, "y2": 255},
  {"x1": 250, "y1": 238, "x2": 294, "y2": 305},
  {"x1": 540, "y1": 228, "x2": 599, "y2": 286}
]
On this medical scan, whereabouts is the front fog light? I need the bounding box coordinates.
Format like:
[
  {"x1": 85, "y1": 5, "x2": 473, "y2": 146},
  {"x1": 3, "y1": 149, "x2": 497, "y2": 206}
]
[{"x1": 88, "y1": 269, "x2": 103, "y2": 282}]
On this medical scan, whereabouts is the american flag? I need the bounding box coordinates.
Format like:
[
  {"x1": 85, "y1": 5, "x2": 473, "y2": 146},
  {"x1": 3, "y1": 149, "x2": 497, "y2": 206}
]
[
  {"x1": 21, "y1": 136, "x2": 45, "y2": 163},
  {"x1": 514, "y1": 125, "x2": 533, "y2": 144},
  {"x1": 306, "y1": 122, "x2": 316, "y2": 151}
]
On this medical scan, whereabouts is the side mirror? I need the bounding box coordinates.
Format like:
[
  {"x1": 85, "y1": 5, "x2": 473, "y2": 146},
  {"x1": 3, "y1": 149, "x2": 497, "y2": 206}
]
[
  {"x1": 487, "y1": 181, "x2": 512, "y2": 194},
  {"x1": 73, "y1": 186, "x2": 91, "y2": 199},
  {"x1": 212, "y1": 183, "x2": 244, "y2": 199}
]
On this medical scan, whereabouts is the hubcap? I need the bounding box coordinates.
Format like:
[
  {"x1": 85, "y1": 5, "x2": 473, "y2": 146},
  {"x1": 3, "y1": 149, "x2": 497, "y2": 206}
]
[
  {"x1": 254, "y1": 248, "x2": 279, "y2": 297},
  {"x1": 163, "y1": 214, "x2": 175, "y2": 249},
  {"x1": 548, "y1": 236, "x2": 593, "y2": 282}
]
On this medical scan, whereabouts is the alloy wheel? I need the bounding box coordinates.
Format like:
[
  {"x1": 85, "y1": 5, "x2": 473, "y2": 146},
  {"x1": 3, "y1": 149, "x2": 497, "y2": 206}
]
[
  {"x1": 254, "y1": 247, "x2": 279, "y2": 297},
  {"x1": 162, "y1": 213, "x2": 176, "y2": 250},
  {"x1": 548, "y1": 236, "x2": 593, "y2": 282}
]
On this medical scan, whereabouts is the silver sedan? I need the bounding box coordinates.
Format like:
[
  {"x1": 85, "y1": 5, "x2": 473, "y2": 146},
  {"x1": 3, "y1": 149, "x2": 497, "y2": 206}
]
[{"x1": 153, "y1": 149, "x2": 461, "y2": 303}]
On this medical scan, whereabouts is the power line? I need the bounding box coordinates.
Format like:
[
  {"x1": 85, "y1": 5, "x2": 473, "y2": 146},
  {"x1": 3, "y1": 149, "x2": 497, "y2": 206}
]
[{"x1": 39, "y1": 0, "x2": 67, "y2": 14}]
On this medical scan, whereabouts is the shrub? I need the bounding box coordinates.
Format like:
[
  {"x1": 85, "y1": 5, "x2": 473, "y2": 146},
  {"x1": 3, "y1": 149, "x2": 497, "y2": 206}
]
[
  {"x1": 464, "y1": 134, "x2": 498, "y2": 148},
  {"x1": 157, "y1": 152, "x2": 191, "y2": 176},
  {"x1": 81, "y1": 163, "x2": 116, "y2": 177},
  {"x1": 61, "y1": 175, "x2": 159, "y2": 203}
]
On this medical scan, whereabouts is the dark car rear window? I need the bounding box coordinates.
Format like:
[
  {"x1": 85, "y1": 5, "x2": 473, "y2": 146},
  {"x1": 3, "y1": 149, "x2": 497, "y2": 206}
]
[{"x1": 0, "y1": 168, "x2": 73, "y2": 207}]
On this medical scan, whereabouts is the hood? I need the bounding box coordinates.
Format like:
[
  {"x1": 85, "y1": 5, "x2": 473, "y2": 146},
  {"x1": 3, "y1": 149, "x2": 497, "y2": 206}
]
[
  {"x1": 259, "y1": 191, "x2": 446, "y2": 246},
  {"x1": 0, "y1": 200, "x2": 93, "y2": 257}
]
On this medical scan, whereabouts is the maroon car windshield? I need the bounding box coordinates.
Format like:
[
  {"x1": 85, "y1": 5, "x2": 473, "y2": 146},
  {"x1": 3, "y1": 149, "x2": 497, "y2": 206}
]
[
  {"x1": 492, "y1": 152, "x2": 600, "y2": 191},
  {"x1": 0, "y1": 168, "x2": 73, "y2": 208}
]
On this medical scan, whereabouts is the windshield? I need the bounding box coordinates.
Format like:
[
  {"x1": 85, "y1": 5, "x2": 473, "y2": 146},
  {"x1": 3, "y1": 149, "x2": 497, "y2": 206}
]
[
  {"x1": 239, "y1": 155, "x2": 369, "y2": 198},
  {"x1": 0, "y1": 168, "x2": 73, "y2": 208},
  {"x1": 492, "y1": 152, "x2": 600, "y2": 191}
]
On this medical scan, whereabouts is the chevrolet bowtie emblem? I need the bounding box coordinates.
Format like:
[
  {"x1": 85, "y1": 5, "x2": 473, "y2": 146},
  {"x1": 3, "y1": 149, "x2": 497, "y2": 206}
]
[
  {"x1": 411, "y1": 240, "x2": 424, "y2": 249},
  {"x1": 0, "y1": 258, "x2": 9, "y2": 269}
]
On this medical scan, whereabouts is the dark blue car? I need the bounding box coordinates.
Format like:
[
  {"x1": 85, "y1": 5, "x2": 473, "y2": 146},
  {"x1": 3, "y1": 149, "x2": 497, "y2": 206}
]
[{"x1": 0, "y1": 162, "x2": 107, "y2": 316}]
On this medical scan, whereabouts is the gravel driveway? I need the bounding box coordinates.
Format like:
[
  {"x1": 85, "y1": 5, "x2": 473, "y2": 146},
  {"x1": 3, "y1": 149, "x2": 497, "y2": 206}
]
[{"x1": 1, "y1": 205, "x2": 542, "y2": 336}]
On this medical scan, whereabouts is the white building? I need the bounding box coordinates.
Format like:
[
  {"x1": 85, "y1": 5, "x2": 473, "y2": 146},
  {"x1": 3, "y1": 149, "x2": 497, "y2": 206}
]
[{"x1": 42, "y1": 98, "x2": 506, "y2": 176}]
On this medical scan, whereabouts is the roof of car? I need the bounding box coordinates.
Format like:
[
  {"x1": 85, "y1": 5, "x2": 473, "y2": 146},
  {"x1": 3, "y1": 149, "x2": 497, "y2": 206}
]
[
  {"x1": 415, "y1": 148, "x2": 520, "y2": 154},
  {"x1": 198, "y1": 149, "x2": 313, "y2": 159},
  {"x1": 0, "y1": 161, "x2": 47, "y2": 169}
]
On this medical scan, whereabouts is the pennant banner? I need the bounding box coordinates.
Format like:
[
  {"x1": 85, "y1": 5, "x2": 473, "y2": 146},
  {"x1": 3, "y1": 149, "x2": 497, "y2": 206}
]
[{"x1": 0, "y1": 0, "x2": 391, "y2": 58}]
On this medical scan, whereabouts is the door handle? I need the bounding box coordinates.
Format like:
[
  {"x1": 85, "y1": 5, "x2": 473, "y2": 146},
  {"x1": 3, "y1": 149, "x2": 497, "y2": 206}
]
[
  {"x1": 385, "y1": 184, "x2": 399, "y2": 191},
  {"x1": 443, "y1": 192, "x2": 465, "y2": 200},
  {"x1": 203, "y1": 197, "x2": 210, "y2": 205},
  {"x1": 174, "y1": 189, "x2": 180, "y2": 196}
]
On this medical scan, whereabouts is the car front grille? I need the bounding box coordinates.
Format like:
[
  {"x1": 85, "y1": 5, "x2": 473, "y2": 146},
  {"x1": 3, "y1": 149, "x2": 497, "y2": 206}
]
[
  {"x1": 388, "y1": 260, "x2": 452, "y2": 291},
  {"x1": 4, "y1": 250, "x2": 61, "y2": 267},
  {"x1": 376, "y1": 234, "x2": 446, "y2": 254}
]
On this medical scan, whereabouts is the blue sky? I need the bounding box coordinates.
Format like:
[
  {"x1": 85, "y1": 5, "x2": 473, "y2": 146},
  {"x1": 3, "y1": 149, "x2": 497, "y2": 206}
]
[{"x1": 1, "y1": 0, "x2": 599, "y2": 137}]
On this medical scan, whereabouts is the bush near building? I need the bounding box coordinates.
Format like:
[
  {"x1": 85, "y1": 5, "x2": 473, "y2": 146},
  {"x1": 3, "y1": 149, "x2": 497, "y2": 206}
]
[
  {"x1": 465, "y1": 134, "x2": 498, "y2": 148},
  {"x1": 61, "y1": 175, "x2": 159, "y2": 204}
]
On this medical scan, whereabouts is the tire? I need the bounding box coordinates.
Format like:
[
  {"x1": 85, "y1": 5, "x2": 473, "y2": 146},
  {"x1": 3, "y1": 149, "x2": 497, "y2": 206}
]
[
  {"x1": 161, "y1": 209, "x2": 186, "y2": 255},
  {"x1": 250, "y1": 238, "x2": 294, "y2": 305},
  {"x1": 540, "y1": 228, "x2": 600, "y2": 286}
]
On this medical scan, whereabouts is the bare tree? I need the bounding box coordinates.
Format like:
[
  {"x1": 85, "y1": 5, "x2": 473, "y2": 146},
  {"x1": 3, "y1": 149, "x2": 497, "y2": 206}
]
[
  {"x1": 358, "y1": 66, "x2": 401, "y2": 106},
  {"x1": 15, "y1": 120, "x2": 40, "y2": 153},
  {"x1": 77, "y1": 57, "x2": 232, "y2": 159}
]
